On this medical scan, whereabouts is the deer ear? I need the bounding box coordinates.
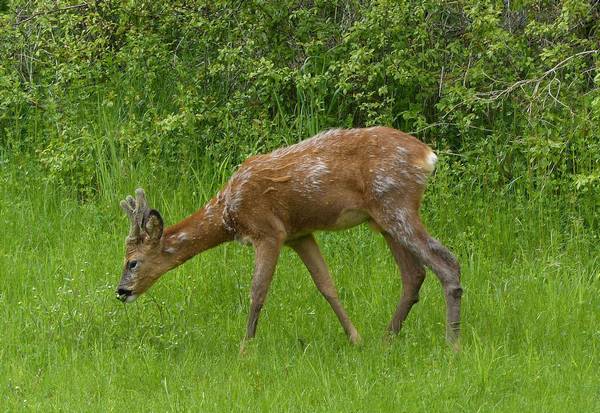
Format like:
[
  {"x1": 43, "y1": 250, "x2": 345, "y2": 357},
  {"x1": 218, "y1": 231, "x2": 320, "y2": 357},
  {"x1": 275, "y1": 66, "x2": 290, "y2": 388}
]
[{"x1": 143, "y1": 209, "x2": 164, "y2": 242}]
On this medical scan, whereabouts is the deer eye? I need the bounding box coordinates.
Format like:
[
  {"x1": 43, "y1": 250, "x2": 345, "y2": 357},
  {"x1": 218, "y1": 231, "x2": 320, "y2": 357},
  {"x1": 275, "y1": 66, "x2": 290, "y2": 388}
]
[{"x1": 128, "y1": 260, "x2": 138, "y2": 270}]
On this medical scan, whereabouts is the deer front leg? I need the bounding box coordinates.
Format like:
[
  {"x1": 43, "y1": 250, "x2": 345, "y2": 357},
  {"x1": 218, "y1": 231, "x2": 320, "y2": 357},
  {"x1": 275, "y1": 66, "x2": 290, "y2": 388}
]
[
  {"x1": 289, "y1": 235, "x2": 361, "y2": 345},
  {"x1": 242, "y1": 237, "x2": 282, "y2": 352}
]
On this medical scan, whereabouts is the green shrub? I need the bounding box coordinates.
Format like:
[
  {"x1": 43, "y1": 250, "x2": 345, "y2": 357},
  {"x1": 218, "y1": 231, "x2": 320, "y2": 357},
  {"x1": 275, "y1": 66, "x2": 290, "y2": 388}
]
[{"x1": 0, "y1": 0, "x2": 597, "y2": 206}]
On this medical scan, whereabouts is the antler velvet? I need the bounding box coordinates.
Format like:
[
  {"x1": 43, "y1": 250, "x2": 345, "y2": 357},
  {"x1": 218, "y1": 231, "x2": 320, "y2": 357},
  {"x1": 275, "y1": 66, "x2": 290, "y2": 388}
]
[{"x1": 120, "y1": 188, "x2": 150, "y2": 242}]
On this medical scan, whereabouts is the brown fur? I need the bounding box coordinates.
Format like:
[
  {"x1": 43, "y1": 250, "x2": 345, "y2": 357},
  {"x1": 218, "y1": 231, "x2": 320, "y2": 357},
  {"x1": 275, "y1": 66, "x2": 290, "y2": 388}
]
[{"x1": 117, "y1": 127, "x2": 462, "y2": 348}]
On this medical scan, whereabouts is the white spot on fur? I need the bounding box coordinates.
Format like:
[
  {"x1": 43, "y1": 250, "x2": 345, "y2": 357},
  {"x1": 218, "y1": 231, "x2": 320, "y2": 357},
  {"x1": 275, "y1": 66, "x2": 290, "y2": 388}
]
[
  {"x1": 396, "y1": 146, "x2": 408, "y2": 156},
  {"x1": 221, "y1": 211, "x2": 234, "y2": 234},
  {"x1": 424, "y1": 151, "x2": 438, "y2": 172},
  {"x1": 391, "y1": 207, "x2": 414, "y2": 242},
  {"x1": 164, "y1": 247, "x2": 176, "y2": 254},
  {"x1": 224, "y1": 166, "x2": 254, "y2": 214},
  {"x1": 227, "y1": 190, "x2": 243, "y2": 214},
  {"x1": 303, "y1": 158, "x2": 329, "y2": 192},
  {"x1": 177, "y1": 232, "x2": 189, "y2": 241},
  {"x1": 373, "y1": 173, "x2": 398, "y2": 196}
]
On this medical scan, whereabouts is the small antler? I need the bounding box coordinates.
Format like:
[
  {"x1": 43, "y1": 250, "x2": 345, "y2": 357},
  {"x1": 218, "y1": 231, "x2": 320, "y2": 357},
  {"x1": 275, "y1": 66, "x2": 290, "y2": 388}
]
[{"x1": 120, "y1": 188, "x2": 150, "y2": 242}]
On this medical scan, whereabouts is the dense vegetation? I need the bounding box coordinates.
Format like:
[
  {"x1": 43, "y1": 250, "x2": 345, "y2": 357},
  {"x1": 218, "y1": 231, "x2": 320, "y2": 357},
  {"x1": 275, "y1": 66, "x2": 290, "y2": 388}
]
[
  {"x1": 0, "y1": 1, "x2": 598, "y2": 411},
  {"x1": 1, "y1": 0, "x2": 598, "y2": 201}
]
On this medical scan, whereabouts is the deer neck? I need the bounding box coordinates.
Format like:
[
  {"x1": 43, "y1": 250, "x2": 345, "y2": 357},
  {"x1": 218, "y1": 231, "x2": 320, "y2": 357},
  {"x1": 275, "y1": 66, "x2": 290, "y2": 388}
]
[{"x1": 161, "y1": 198, "x2": 232, "y2": 267}]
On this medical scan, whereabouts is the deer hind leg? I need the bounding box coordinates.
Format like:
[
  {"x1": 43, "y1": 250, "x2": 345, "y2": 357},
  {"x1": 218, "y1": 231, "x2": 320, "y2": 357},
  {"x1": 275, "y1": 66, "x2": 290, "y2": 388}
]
[
  {"x1": 243, "y1": 237, "x2": 282, "y2": 346},
  {"x1": 289, "y1": 235, "x2": 361, "y2": 345},
  {"x1": 382, "y1": 233, "x2": 426, "y2": 335},
  {"x1": 371, "y1": 207, "x2": 462, "y2": 344}
]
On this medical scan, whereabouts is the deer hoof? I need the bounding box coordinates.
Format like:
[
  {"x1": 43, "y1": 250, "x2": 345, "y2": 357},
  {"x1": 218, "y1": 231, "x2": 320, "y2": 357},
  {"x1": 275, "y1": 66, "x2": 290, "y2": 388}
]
[
  {"x1": 239, "y1": 338, "x2": 256, "y2": 356},
  {"x1": 448, "y1": 337, "x2": 461, "y2": 353},
  {"x1": 349, "y1": 331, "x2": 363, "y2": 346}
]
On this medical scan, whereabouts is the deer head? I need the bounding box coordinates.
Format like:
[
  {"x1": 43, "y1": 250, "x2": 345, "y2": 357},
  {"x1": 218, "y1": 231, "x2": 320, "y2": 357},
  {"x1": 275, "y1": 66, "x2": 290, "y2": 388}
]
[{"x1": 116, "y1": 188, "x2": 166, "y2": 302}]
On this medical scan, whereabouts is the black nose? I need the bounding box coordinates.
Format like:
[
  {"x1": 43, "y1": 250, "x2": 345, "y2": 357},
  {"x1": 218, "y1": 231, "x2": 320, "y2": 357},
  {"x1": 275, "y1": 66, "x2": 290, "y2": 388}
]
[{"x1": 116, "y1": 288, "x2": 132, "y2": 300}]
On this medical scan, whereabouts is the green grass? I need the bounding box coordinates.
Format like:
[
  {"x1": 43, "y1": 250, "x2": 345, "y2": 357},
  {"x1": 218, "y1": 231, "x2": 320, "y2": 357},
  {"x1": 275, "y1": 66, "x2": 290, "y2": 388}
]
[{"x1": 0, "y1": 164, "x2": 598, "y2": 412}]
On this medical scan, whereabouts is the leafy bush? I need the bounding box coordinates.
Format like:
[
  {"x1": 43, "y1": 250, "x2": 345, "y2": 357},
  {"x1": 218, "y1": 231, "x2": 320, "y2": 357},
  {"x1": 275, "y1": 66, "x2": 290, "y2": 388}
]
[{"x1": 0, "y1": 0, "x2": 598, "y2": 204}]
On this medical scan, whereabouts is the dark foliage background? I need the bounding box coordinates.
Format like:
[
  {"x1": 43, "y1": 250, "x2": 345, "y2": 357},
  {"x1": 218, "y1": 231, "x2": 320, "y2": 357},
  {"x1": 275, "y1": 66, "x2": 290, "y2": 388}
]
[{"x1": 0, "y1": 0, "x2": 598, "y2": 204}]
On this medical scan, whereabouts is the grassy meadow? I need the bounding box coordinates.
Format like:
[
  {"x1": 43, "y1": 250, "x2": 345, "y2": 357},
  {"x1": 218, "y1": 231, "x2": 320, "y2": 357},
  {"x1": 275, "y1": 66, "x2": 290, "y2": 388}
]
[
  {"x1": 0, "y1": 3, "x2": 598, "y2": 410},
  {"x1": 1, "y1": 160, "x2": 598, "y2": 412}
]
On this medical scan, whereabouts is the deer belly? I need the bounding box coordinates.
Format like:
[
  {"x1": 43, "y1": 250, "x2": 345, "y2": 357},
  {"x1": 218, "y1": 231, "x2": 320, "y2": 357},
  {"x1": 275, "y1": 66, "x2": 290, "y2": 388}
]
[{"x1": 331, "y1": 209, "x2": 369, "y2": 230}]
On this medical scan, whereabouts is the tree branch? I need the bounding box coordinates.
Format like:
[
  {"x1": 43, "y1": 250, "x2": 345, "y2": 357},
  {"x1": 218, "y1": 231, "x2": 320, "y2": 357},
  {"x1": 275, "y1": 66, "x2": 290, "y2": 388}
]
[
  {"x1": 15, "y1": 3, "x2": 89, "y2": 26},
  {"x1": 475, "y1": 49, "x2": 598, "y2": 102}
]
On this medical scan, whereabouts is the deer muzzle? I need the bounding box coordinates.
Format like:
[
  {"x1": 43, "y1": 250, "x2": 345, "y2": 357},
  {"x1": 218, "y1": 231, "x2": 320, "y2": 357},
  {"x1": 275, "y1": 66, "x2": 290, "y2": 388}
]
[{"x1": 116, "y1": 287, "x2": 138, "y2": 303}]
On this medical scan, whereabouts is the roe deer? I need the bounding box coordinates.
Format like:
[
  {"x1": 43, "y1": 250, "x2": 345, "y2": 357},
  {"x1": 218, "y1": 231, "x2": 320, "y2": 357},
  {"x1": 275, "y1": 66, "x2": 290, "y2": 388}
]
[{"x1": 116, "y1": 127, "x2": 462, "y2": 348}]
